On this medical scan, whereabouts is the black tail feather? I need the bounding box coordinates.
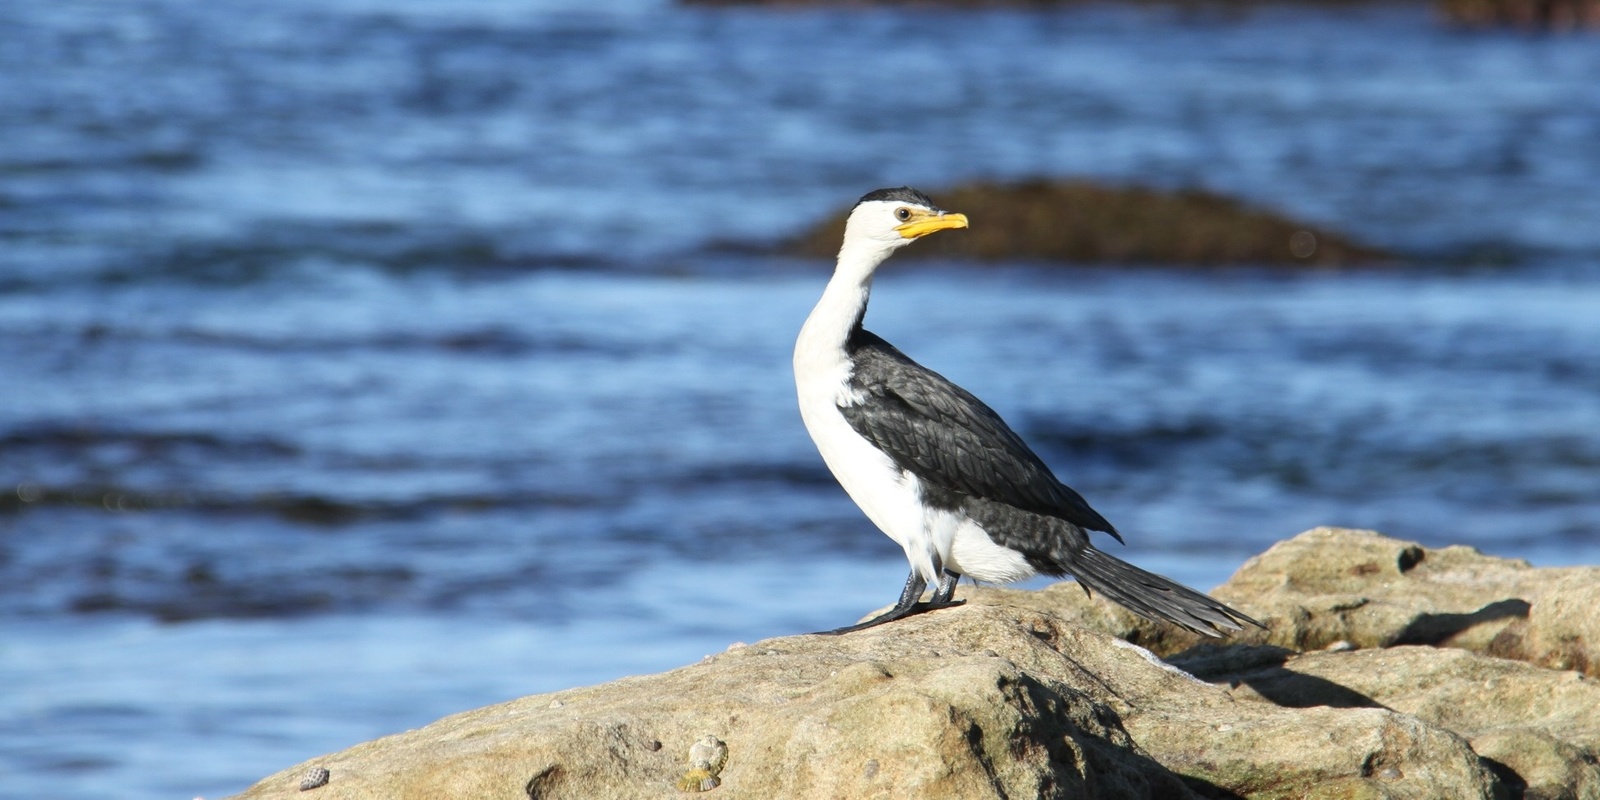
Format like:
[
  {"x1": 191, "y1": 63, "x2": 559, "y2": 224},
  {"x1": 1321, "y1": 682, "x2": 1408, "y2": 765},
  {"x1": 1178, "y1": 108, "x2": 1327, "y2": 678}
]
[{"x1": 1067, "y1": 546, "x2": 1263, "y2": 638}]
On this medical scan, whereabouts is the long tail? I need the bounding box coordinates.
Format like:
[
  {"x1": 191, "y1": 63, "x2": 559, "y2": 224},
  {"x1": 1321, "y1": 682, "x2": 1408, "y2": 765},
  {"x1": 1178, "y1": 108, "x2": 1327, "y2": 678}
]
[{"x1": 1068, "y1": 546, "x2": 1263, "y2": 638}]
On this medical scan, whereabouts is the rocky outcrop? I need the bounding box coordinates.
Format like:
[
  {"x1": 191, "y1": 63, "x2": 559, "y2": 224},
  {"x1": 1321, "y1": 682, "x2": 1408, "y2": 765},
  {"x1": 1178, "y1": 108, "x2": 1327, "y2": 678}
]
[
  {"x1": 686, "y1": 0, "x2": 1600, "y2": 29},
  {"x1": 785, "y1": 180, "x2": 1387, "y2": 268},
  {"x1": 231, "y1": 528, "x2": 1600, "y2": 799},
  {"x1": 1015, "y1": 526, "x2": 1600, "y2": 676},
  {"x1": 1439, "y1": 0, "x2": 1600, "y2": 29}
]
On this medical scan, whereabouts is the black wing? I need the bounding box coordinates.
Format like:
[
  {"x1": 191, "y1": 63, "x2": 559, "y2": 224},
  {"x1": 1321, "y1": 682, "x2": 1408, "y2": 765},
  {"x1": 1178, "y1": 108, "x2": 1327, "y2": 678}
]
[{"x1": 839, "y1": 329, "x2": 1120, "y2": 540}]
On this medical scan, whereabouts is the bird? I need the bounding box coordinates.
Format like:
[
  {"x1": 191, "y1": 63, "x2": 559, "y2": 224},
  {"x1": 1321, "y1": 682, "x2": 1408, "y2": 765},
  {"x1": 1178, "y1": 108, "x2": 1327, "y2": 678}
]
[{"x1": 793, "y1": 187, "x2": 1262, "y2": 637}]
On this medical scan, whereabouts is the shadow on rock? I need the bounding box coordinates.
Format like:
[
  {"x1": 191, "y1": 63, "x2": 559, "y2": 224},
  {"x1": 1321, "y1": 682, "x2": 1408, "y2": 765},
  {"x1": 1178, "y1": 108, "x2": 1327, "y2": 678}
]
[
  {"x1": 1169, "y1": 644, "x2": 1388, "y2": 711},
  {"x1": 1394, "y1": 598, "x2": 1532, "y2": 647}
]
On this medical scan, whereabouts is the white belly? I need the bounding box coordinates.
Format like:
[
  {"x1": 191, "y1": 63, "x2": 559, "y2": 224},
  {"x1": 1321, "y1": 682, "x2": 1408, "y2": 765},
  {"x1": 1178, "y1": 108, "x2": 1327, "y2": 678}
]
[
  {"x1": 948, "y1": 516, "x2": 1038, "y2": 584},
  {"x1": 794, "y1": 276, "x2": 1037, "y2": 589},
  {"x1": 795, "y1": 362, "x2": 1038, "y2": 587},
  {"x1": 797, "y1": 386, "x2": 941, "y2": 582}
]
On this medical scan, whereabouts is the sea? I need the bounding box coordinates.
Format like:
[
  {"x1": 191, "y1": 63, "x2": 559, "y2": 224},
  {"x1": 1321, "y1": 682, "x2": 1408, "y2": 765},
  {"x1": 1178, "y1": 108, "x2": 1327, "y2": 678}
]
[{"x1": 2, "y1": 1, "x2": 1598, "y2": 797}]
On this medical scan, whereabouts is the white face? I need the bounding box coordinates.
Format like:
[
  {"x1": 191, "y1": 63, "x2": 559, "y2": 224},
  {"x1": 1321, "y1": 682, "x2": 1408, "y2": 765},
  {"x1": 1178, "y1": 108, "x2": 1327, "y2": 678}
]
[{"x1": 842, "y1": 200, "x2": 970, "y2": 253}]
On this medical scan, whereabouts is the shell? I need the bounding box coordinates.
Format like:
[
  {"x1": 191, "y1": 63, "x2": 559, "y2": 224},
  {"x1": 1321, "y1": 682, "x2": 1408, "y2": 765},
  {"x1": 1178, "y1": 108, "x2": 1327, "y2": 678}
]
[
  {"x1": 676, "y1": 735, "x2": 728, "y2": 792},
  {"x1": 298, "y1": 766, "x2": 330, "y2": 791}
]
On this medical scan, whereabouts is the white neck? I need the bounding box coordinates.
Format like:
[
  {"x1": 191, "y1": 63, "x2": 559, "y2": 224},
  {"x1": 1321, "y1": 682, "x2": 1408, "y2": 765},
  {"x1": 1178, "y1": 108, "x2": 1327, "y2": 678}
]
[{"x1": 794, "y1": 238, "x2": 891, "y2": 372}]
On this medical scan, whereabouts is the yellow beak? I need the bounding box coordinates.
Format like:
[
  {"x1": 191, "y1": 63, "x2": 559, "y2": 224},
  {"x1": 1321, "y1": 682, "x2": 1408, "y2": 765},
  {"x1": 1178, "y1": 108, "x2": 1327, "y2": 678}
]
[{"x1": 896, "y1": 212, "x2": 969, "y2": 240}]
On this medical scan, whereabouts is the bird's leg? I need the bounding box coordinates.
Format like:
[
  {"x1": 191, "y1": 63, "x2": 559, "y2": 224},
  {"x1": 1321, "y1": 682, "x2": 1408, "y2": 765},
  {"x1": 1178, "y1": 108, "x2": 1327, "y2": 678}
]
[
  {"x1": 816, "y1": 566, "x2": 968, "y2": 635},
  {"x1": 927, "y1": 570, "x2": 963, "y2": 608},
  {"x1": 892, "y1": 568, "x2": 928, "y2": 609},
  {"x1": 815, "y1": 570, "x2": 930, "y2": 635}
]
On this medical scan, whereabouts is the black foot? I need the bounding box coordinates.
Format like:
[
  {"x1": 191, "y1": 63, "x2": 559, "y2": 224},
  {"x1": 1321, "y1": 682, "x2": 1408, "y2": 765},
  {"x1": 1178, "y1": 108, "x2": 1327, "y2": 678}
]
[
  {"x1": 813, "y1": 599, "x2": 966, "y2": 635},
  {"x1": 811, "y1": 569, "x2": 967, "y2": 635},
  {"x1": 930, "y1": 570, "x2": 962, "y2": 606}
]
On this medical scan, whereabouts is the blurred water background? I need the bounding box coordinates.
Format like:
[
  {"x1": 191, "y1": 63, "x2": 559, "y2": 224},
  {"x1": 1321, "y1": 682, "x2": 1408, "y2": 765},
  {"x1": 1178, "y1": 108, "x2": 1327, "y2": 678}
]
[{"x1": 2, "y1": 0, "x2": 1598, "y2": 797}]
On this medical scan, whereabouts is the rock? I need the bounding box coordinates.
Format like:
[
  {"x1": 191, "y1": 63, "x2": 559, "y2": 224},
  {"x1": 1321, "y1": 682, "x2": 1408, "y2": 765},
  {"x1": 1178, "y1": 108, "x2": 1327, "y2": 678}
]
[
  {"x1": 686, "y1": 0, "x2": 1600, "y2": 29},
  {"x1": 1173, "y1": 645, "x2": 1600, "y2": 800},
  {"x1": 784, "y1": 179, "x2": 1388, "y2": 267},
  {"x1": 231, "y1": 528, "x2": 1600, "y2": 799},
  {"x1": 233, "y1": 605, "x2": 1207, "y2": 799},
  {"x1": 1217, "y1": 527, "x2": 1600, "y2": 677},
  {"x1": 958, "y1": 527, "x2": 1600, "y2": 679},
  {"x1": 1438, "y1": 0, "x2": 1600, "y2": 29}
]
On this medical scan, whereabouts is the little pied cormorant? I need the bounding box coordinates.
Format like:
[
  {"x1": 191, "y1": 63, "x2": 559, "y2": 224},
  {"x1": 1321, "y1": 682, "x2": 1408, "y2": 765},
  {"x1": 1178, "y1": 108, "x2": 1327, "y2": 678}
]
[{"x1": 794, "y1": 187, "x2": 1262, "y2": 637}]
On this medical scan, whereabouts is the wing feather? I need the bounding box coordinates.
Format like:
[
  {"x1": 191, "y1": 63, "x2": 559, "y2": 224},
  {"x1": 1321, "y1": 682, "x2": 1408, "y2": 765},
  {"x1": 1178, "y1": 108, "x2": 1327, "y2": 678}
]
[{"x1": 840, "y1": 330, "x2": 1119, "y2": 539}]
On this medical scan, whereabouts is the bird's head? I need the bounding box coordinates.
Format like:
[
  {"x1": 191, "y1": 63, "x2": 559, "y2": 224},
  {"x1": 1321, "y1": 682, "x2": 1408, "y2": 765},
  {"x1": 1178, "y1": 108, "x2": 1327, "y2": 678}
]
[{"x1": 839, "y1": 187, "x2": 969, "y2": 265}]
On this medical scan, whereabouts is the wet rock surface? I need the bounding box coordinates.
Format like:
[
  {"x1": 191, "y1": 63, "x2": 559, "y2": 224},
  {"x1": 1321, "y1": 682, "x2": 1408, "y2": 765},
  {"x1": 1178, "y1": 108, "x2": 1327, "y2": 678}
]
[{"x1": 232, "y1": 528, "x2": 1599, "y2": 799}]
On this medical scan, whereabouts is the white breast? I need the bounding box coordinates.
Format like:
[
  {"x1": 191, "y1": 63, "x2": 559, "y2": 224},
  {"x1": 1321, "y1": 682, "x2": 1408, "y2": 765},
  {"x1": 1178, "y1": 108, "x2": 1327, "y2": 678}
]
[
  {"x1": 795, "y1": 339, "x2": 1041, "y2": 589},
  {"x1": 794, "y1": 320, "x2": 945, "y2": 584},
  {"x1": 797, "y1": 381, "x2": 1038, "y2": 587},
  {"x1": 798, "y1": 373, "x2": 935, "y2": 573}
]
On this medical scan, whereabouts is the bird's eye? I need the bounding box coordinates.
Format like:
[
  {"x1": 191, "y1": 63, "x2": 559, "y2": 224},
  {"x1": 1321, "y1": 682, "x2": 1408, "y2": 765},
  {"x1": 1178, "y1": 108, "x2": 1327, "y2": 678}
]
[{"x1": 894, "y1": 207, "x2": 912, "y2": 221}]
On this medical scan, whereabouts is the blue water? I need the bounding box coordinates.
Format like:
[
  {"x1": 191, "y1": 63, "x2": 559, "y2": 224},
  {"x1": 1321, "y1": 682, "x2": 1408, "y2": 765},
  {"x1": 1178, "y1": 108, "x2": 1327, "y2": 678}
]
[{"x1": 3, "y1": 1, "x2": 1598, "y2": 797}]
